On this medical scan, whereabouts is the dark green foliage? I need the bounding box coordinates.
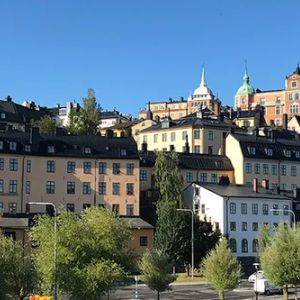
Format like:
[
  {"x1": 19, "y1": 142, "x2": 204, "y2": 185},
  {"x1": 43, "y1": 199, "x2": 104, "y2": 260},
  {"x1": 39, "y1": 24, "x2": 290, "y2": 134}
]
[{"x1": 34, "y1": 115, "x2": 56, "y2": 134}]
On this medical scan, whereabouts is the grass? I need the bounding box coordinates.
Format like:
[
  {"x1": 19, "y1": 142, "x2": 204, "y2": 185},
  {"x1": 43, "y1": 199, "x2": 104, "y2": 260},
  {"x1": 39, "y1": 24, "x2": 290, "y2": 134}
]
[{"x1": 175, "y1": 272, "x2": 207, "y2": 283}]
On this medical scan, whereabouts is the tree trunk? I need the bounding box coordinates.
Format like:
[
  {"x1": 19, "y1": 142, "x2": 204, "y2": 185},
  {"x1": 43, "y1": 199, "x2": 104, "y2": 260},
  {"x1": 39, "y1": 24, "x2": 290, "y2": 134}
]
[
  {"x1": 157, "y1": 290, "x2": 160, "y2": 300},
  {"x1": 283, "y1": 285, "x2": 288, "y2": 300},
  {"x1": 219, "y1": 290, "x2": 225, "y2": 300}
]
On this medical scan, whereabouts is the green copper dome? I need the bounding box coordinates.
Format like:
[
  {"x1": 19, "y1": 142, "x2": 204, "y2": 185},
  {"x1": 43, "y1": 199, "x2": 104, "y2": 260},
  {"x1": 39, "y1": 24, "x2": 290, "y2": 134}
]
[{"x1": 236, "y1": 70, "x2": 255, "y2": 95}]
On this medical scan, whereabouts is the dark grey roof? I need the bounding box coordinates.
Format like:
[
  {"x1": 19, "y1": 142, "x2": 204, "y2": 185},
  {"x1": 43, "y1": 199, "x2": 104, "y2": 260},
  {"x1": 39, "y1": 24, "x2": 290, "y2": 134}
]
[
  {"x1": 139, "y1": 151, "x2": 234, "y2": 171},
  {"x1": 0, "y1": 130, "x2": 139, "y2": 159},
  {"x1": 197, "y1": 183, "x2": 291, "y2": 200},
  {"x1": 100, "y1": 110, "x2": 128, "y2": 120},
  {"x1": 121, "y1": 217, "x2": 154, "y2": 229},
  {"x1": 0, "y1": 217, "x2": 29, "y2": 228}
]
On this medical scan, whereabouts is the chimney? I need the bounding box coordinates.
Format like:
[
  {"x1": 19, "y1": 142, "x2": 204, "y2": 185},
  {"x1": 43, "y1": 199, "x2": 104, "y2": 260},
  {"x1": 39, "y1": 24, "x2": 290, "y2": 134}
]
[
  {"x1": 253, "y1": 178, "x2": 258, "y2": 193},
  {"x1": 141, "y1": 142, "x2": 148, "y2": 153},
  {"x1": 282, "y1": 113, "x2": 288, "y2": 130},
  {"x1": 106, "y1": 129, "x2": 114, "y2": 139},
  {"x1": 184, "y1": 134, "x2": 190, "y2": 153},
  {"x1": 30, "y1": 127, "x2": 40, "y2": 152},
  {"x1": 262, "y1": 179, "x2": 269, "y2": 190},
  {"x1": 197, "y1": 104, "x2": 203, "y2": 119}
]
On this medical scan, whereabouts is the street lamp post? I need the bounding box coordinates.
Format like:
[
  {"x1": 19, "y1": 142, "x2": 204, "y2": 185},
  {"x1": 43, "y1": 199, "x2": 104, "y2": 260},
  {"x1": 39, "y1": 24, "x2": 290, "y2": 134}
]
[
  {"x1": 28, "y1": 202, "x2": 58, "y2": 300},
  {"x1": 270, "y1": 208, "x2": 296, "y2": 231},
  {"x1": 253, "y1": 262, "x2": 260, "y2": 300},
  {"x1": 176, "y1": 208, "x2": 194, "y2": 280}
]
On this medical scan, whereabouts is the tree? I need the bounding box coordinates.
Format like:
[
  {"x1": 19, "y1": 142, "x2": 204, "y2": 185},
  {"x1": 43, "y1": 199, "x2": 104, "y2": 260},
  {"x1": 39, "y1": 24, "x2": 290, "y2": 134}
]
[
  {"x1": 66, "y1": 107, "x2": 81, "y2": 135},
  {"x1": 35, "y1": 115, "x2": 56, "y2": 134},
  {"x1": 140, "y1": 250, "x2": 176, "y2": 300},
  {"x1": 30, "y1": 208, "x2": 134, "y2": 300},
  {"x1": 202, "y1": 239, "x2": 241, "y2": 300},
  {"x1": 260, "y1": 224, "x2": 300, "y2": 300},
  {"x1": 0, "y1": 233, "x2": 36, "y2": 300}
]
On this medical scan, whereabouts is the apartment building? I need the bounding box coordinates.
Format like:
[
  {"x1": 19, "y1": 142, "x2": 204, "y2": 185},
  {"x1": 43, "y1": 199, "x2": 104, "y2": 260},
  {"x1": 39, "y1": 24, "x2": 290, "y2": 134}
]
[
  {"x1": 0, "y1": 128, "x2": 140, "y2": 216},
  {"x1": 183, "y1": 182, "x2": 292, "y2": 271},
  {"x1": 235, "y1": 65, "x2": 300, "y2": 126},
  {"x1": 226, "y1": 131, "x2": 300, "y2": 191},
  {"x1": 138, "y1": 114, "x2": 238, "y2": 155}
]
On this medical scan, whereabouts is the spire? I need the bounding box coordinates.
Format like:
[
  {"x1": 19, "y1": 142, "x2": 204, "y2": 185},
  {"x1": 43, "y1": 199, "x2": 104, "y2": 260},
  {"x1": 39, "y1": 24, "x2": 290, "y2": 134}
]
[
  {"x1": 200, "y1": 65, "x2": 207, "y2": 87},
  {"x1": 295, "y1": 63, "x2": 300, "y2": 75},
  {"x1": 243, "y1": 60, "x2": 250, "y2": 83}
]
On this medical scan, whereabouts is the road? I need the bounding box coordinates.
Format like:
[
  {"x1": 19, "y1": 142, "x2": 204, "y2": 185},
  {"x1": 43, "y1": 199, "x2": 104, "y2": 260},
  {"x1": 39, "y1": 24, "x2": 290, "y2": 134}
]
[{"x1": 110, "y1": 282, "x2": 291, "y2": 300}]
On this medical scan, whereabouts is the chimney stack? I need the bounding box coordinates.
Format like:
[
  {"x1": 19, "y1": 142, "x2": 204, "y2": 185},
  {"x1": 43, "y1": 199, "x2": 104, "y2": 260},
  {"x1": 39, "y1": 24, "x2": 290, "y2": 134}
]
[
  {"x1": 282, "y1": 113, "x2": 288, "y2": 130},
  {"x1": 141, "y1": 142, "x2": 148, "y2": 153},
  {"x1": 30, "y1": 127, "x2": 40, "y2": 152},
  {"x1": 253, "y1": 178, "x2": 258, "y2": 193}
]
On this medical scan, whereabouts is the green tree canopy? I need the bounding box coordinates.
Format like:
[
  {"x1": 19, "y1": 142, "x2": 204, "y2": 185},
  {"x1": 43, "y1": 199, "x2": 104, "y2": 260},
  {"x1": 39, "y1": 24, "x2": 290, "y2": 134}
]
[
  {"x1": 30, "y1": 208, "x2": 134, "y2": 300},
  {"x1": 202, "y1": 238, "x2": 241, "y2": 300},
  {"x1": 140, "y1": 250, "x2": 177, "y2": 300},
  {"x1": 260, "y1": 224, "x2": 300, "y2": 300},
  {"x1": 34, "y1": 115, "x2": 56, "y2": 134}
]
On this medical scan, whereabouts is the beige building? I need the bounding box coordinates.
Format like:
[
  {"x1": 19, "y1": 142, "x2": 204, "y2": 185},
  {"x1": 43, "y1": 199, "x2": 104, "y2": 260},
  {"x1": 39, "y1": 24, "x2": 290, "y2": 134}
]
[{"x1": 225, "y1": 131, "x2": 300, "y2": 191}]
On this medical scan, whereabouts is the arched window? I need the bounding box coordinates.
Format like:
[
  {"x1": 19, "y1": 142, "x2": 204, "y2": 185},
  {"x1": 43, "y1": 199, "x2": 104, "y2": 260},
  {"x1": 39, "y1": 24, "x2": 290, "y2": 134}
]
[
  {"x1": 229, "y1": 238, "x2": 237, "y2": 253},
  {"x1": 242, "y1": 239, "x2": 248, "y2": 253},
  {"x1": 252, "y1": 239, "x2": 259, "y2": 253}
]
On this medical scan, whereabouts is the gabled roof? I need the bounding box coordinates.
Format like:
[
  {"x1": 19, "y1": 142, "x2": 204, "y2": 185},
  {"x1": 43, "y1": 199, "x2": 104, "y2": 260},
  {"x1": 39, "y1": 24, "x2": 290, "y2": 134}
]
[{"x1": 121, "y1": 217, "x2": 154, "y2": 229}]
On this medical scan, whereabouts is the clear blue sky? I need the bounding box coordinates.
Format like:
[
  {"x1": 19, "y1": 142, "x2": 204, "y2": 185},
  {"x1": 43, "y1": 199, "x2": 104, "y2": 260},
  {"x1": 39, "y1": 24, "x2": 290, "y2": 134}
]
[{"x1": 0, "y1": 0, "x2": 299, "y2": 116}]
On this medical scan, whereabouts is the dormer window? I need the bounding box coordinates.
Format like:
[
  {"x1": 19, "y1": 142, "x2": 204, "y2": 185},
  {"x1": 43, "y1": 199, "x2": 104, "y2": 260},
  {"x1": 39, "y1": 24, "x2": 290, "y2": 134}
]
[
  {"x1": 0, "y1": 141, "x2": 3, "y2": 150},
  {"x1": 9, "y1": 142, "x2": 17, "y2": 151},
  {"x1": 0, "y1": 113, "x2": 5, "y2": 119},
  {"x1": 265, "y1": 148, "x2": 273, "y2": 156},
  {"x1": 284, "y1": 149, "x2": 291, "y2": 157},
  {"x1": 84, "y1": 147, "x2": 91, "y2": 154},
  {"x1": 24, "y1": 145, "x2": 31, "y2": 152},
  {"x1": 247, "y1": 146, "x2": 256, "y2": 155},
  {"x1": 120, "y1": 148, "x2": 127, "y2": 156},
  {"x1": 47, "y1": 145, "x2": 55, "y2": 153},
  {"x1": 296, "y1": 151, "x2": 300, "y2": 158}
]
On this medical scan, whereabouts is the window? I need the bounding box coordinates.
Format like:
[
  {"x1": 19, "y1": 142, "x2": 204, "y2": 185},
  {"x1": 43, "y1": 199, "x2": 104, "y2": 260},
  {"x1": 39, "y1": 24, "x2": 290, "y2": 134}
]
[
  {"x1": 47, "y1": 160, "x2": 55, "y2": 173},
  {"x1": 98, "y1": 182, "x2": 106, "y2": 195},
  {"x1": 241, "y1": 239, "x2": 248, "y2": 253},
  {"x1": 291, "y1": 165, "x2": 297, "y2": 176},
  {"x1": 254, "y1": 163, "x2": 260, "y2": 174},
  {"x1": 281, "y1": 165, "x2": 287, "y2": 176},
  {"x1": 126, "y1": 204, "x2": 134, "y2": 216},
  {"x1": 252, "y1": 203, "x2": 258, "y2": 215},
  {"x1": 271, "y1": 164, "x2": 277, "y2": 176},
  {"x1": 229, "y1": 239, "x2": 237, "y2": 253},
  {"x1": 230, "y1": 222, "x2": 236, "y2": 231},
  {"x1": 252, "y1": 222, "x2": 258, "y2": 231},
  {"x1": 47, "y1": 145, "x2": 55, "y2": 153},
  {"x1": 275, "y1": 106, "x2": 280, "y2": 115},
  {"x1": 0, "y1": 113, "x2": 5, "y2": 119},
  {"x1": 113, "y1": 163, "x2": 121, "y2": 174},
  {"x1": 194, "y1": 129, "x2": 200, "y2": 139},
  {"x1": 296, "y1": 93, "x2": 300, "y2": 100},
  {"x1": 24, "y1": 145, "x2": 31, "y2": 152},
  {"x1": 0, "y1": 159, "x2": 4, "y2": 170},
  {"x1": 0, "y1": 141, "x2": 3, "y2": 150},
  {"x1": 0, "y1": 202, "x2": 3, "y2": 211},
  {"x1": 26, "y1": 160, "x2": 31, "y2": 173},
  {"x1": 83, "y1": 162, "x2": 92, "y2": 174},
  {"x1": 248, "y1": 146, "x2": 256, "y2": 155},
  {"x1": 9, "y1": 180, "x2": 17, "y2": 193},
  {"x1": 230, "y1": 203, "x2": 236, "y2": 214},
  {"x1": 46, "y1": 181, "x2": 55, "y2": 194},
  {"x1": 9, "y1": 159, "x2": 18, "y2": 171},
  {"x1": 194, "y1": 145, "x2": 200, "y2": 153},
  {"x1": 153, "y1": 134, "x2": 158, "y2": 143},
  {"x1": 140, "y1": 170, "x2": 147, "y2": 181},
  {"x1": 67, "y1": 181, "x2": 75, "y2": 194},
  {"x1": 83, "y1": 182, "x2": 91, "y2": 194},
  {"x1": 171, "y1": 132, "x2": 176, "y2": 142},
  {"x1": 162, "y1": 133, "x2": 167, "y2": 142},
  {"x1": 9, "y1": 203, "x2": 17, "y2": 214},
  {"x1": 9, "y1": 142, "x2": 17, "y2": 151},
  {"x1": 201, "y1": 204, "x2": 205, "y2": 214},
  {"x1": 0, "y1": 179, "x2": 4, "y2": 192},
  {"x1": 66, "y1": 203, "x2": 75, "y2": 212},
  {"x1": 186, "y1": 172, "x2": 193, "y2": 183},
  {"x1": 296, "y1": 151, "x2": 300, "y2": 158},
  {"x1": 252, "y1": 239, "x2": 259, "y2": 253},
  {"x1": 208, "y1": 146, "x2": 213, "y2": 155},
  {"x1": 242, "y1": 222, "x2": 247, "y2": 231},
  {"x1": 67, "y1": 161, "x2": 76, "y2": 173},
  {"x1": 284, "y1": 149, "x2": 291, "y2": 157},
  {"x1": 140, "y1": 236, "x2": 148, "y2": 246},
  {"x1": 208, "y1": 131, "x2": 213, "y2": 141},
  {"x1": 290, "y1": 104, "x2": 299, "y2": 114},
  {"x1": 112, "y1": 183, "x2": 120, "y2": 195},
  {"x1": 241, "y1": 203, "x2": 247, "y2": 214},
  {"x1": 25, "y1": 181, "x2": 30, "y2": 194},
  {"x1": 98, "y1": 162, "x2": 107, "y2": 174},
  {"x1": 245, "y1": 163, "x2": 252, "y2": 174},
  {"x1": 211, "y1": 174, "x2": 218, "y2": 183},
  {"x1": 127, "y1": 163, "x2": 134, "y2": 175},
  {"x1": 272, "y1": 204, "x2": 279, "y2": 215},
  {"x1": 283, "y1": 204, "x2": 289, "y2": 215},
  {"x1": 142, "y1": 135, "x2": 148, "y2": 143},
  {"x1": 292, "y1": 81, "x2": 297, "y2": 88},
  {"x1": 126, "y1": 183, "x2": 134, "y2": 195},
  {"x1": 199, "y1": 173, "x2": 207, "y2": 182},
  {"x1": 83, "y1": 204, "x2": 91, "y2": 210},
  {"x1": 182, "y1": 131, "x2": 187, "y2": 140},
  {"x1": 84, "y1": 147, "x2": 91, "y2": 154},
  {"x1": 263, "y1": 164, "x2": 269, "y2": 175},
  {"x1": 112, "y1": 204, "x2": 119, "y2": 214},
  {"x1": 289, "y1": 93, "x2": 293, "y2": 100},
  {"x1": 262, "y1": 204, "x2": 269, "y2": 215}
]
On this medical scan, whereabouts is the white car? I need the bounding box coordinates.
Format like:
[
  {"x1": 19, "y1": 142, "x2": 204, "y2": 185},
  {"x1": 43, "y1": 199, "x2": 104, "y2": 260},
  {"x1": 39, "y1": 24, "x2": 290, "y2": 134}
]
[{"x1": 248, "y1": 270, "x2": 265, "y2": 283}]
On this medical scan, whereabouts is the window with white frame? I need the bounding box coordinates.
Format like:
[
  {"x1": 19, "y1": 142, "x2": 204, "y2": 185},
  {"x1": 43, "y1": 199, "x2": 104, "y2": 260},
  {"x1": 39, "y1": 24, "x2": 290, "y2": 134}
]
[
  {"x1": 241, "y1": 203, "x2": 247, "y2": 214},
  {"x1": 186, "y1": 172, "x2": 193, "y2": 183},
  {"x1": 245, "y1": 163, "x2": 252, "y2": 173},
  {"x1": 291, "y1": 165, "x2": 297, "y2": 176},
  {"x1": 230, "y1": 203, "x2": 236, "y2": 214}
]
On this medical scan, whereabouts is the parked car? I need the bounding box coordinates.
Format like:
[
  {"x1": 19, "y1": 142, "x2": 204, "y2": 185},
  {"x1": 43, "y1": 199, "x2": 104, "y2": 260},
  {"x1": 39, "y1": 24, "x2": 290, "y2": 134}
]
[
  {"x1": 248, "y1": 270, "x2": 265, "y2": 283},
  {"x1": 254, "y1": 278, "x2": 282, "y2": 295}
]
